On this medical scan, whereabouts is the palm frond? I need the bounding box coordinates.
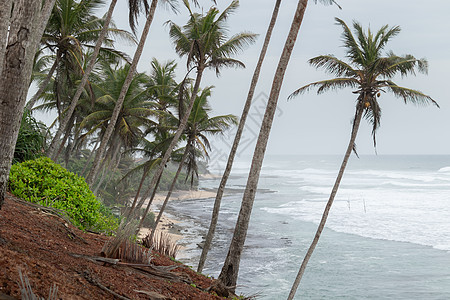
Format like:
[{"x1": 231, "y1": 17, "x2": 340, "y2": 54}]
[
  {"x1": 289, "y1": 78, "x2": 359, "y2": 99},
  {"x1": 308, "y1": 55, "x2": 357, "y2": 77},
  {"x1": 384, "y1": 81, "x2": 439, "y2": 107}
]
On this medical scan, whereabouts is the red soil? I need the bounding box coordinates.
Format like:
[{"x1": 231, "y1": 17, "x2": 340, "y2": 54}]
[{"x1": 0, "y1": 193, "x2": 224, "y2": 299}]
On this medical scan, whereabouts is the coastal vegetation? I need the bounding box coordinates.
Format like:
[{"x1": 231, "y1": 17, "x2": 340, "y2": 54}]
[{"x1": 0, "y1": 0, "x2": 441, "y2": 299}]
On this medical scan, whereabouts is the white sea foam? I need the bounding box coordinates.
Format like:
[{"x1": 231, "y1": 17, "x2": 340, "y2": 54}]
[{"x1": 438, "y1": 166, "x2": 450, "y2": 173}]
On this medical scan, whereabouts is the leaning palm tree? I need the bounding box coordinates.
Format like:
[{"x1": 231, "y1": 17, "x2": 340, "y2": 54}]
[
  {"x1": 80, "y1": 63, "x2": 154, "y2": 184},
  {"x1": 215, "y1": 0, "x2": 340, "y2": 295},
  {"x1": 135, "y1": 0, "x2": 256, "y2": 223},
  {"x1": 197, "y1": 0, "x2": 282, "y2": 274},
  {"x1": 143, "y1": 86, "x2": 237, "y2": 237},
  {"x1": 286, "y1": 17, "x2": 438, "y2": 299}
]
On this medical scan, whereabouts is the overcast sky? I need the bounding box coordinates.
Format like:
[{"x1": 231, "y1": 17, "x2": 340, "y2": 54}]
[{"x1": 36, "y1": 0, "x2": 450, "y2": 156}]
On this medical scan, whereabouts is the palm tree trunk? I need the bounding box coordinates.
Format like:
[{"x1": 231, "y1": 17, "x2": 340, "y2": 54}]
[
  {"x1": 0, "y1": 1, "x2": 13, "y2": 76},
  {"x1": 135, "y1": 171, "x2": 163, "y2": 220},
  {"x1": 46, "y1": 0, "x2": 118, "y2": 160},
  {"x1": 26, "y1": 53, "x2": 60, "y2": 110},
  {"x1": 0, "y1": 0, "x2": 55, "y2": 208},
  {"x1": 81, "y1": 139, "x2": 99, "y2": 177},
  {"x1": 217, "y1": 0, "x2": 309, "y2": 291},
  {"x1": 287, "y1": 106, "x2": 364, "y2": 300},
  {"x1": 146, "y1": 145, "x2": 190, "y2": 237},
  {"x1": 54, "y1": 113, "x2": 74, "y2": 162},
  {"x1": 126, "y1": 165, "x2": 150, "y2": 219},
  {"x1": 85, "y1": 0, "x2": 158, "y2": 186},
  {"x1": 197, "y1": 0, "x2": 282, "y2": 274},
  {"x1": 132, "y1": 65, "x2": 204, "y2": 221}
]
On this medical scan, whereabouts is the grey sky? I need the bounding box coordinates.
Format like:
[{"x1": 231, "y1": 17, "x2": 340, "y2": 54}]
[{"x1": 35, "y1": 0, "x2": 450, "y2": 155}]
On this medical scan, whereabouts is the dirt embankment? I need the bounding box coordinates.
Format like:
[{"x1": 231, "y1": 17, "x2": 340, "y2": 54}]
[{"x1": 0, "y1": 193, "x2": 224, "y2": 300}]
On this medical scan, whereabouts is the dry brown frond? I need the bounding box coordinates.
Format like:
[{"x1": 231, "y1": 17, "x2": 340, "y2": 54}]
[
  {"x1": 142, "y1": 230, "x2": 181, "y2": 259},
  {"x1": 102, "y1": 221, "x2": 152, "y2": 264}
]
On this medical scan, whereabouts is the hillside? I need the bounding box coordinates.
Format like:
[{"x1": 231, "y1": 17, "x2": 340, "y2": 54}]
[{"x1": 0, "y1": 193, "x2": 225, "y2": 300}]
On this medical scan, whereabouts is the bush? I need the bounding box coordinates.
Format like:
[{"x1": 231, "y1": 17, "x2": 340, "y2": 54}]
[{"x1": 8, "y1": 157, "x2": 118, "y2": 233}]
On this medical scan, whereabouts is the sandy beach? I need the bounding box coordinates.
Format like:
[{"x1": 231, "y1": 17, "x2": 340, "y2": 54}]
[{"x1": 137, "y1": 189, "x2": 217, "y2": 245}]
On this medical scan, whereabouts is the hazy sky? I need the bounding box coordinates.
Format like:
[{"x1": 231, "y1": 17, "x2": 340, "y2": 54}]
[{"x1": 36, "y1": 0, "x2": 450, "y2": 156}]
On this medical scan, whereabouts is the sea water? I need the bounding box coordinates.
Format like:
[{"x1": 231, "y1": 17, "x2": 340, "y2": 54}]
[{"x1": 164, "y1": 155, "x2": 450, "y2": 299}]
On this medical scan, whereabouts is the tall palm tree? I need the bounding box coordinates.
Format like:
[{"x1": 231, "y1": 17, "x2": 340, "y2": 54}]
[
  {"x1": 85, "y1": 0, "x2": 162, "y2": 186},
  {"x1": 287, "y1": 18, "x2": 438, "y2": 299},
  {"x1": 197, "y1": 0, "x2": 282, "y2": 274},
  {"x1": 143, "y1": 86, "x2": 238, "y2": 236},
  {"x1": 44, "y1": 0, "x2": 157, "y2": 159},
  {"x1": 135, "y1": 0, "x2": 256, "y2": 221},
  {"x1": 28, "y1": 0, "x2": 133, "y2": 111},
  {"x1": 215, "y1": 0, "x2": 339, "y2": 294},
  {"x1": 0, "y1": 0, "x2": 56, "y2": 208},
  {"x1": 80, "y1": 64, "x2": 154, "y2": 183},
  {"x1": 125, "y1": 58, "x2": 180, "y2": 218}
]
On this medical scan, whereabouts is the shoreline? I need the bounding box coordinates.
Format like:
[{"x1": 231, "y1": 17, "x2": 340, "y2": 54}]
[{"x1": 137, "y1": 189, "x2": 218, "y2": 252}]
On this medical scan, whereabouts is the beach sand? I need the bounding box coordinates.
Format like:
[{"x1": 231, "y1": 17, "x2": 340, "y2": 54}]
[{"x1": 137, "y1": 189, "x2": 217, "y2": 245}]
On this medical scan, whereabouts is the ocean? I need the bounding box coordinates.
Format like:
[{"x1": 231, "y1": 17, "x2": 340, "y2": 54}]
[{"x1": 163, "y1": 155, "x2": 450, "y2": 299}]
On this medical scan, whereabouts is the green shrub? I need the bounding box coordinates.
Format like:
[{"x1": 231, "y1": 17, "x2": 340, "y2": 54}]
[{"x1": 8, "y1": 157, "x2": 118, "y2": 233}]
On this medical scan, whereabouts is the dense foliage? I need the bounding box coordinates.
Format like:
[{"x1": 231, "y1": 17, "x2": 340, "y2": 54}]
[{"x1": 8, "y1": 157, "x2": 118, "y2": 233}]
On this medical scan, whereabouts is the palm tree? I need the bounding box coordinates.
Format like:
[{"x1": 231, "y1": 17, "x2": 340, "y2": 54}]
[
  {"x1": 286, "y1": 18, "x2": 438, "y2": 299},
  {"x1": 33, "y1": 0, "x2": 135, "y2": 160},
  {"x1": 125, "y1": 58, "x2": 180, "y2": 218},
  {"x1": 134, "y1": 0, "x2": 256, "y2": 221},
  {"x1": 80, "y1": 63, "x2": 154, "y2": 184},
  {"x1": 215, "y1": 0, "x2": 340, "y2": 294},
  {"x1": 0, "y1": 0, "x2": 56, "y2": 208},
  {"x1": 143, "y1": 86, "x2": 238, "y2": 237},
  {"x1": 197, "y1": 0, "x2": 282, "y2": 274},
  {"x1": 85, "y1": 0, "x2": 163, "y2": 186}
]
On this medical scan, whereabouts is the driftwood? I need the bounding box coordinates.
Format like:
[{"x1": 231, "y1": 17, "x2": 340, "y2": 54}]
[
  {"x1": 72, "y1": 253, "x2": 189, "y2": 283},
  {"x1": 83, "y1": 270, "x2": 131, "y2": 300},
  {"x1": 134, "y1": 290, "x2": 169, "y2": 300}
]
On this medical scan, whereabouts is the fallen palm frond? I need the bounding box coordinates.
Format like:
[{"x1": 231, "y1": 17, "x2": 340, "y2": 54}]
[
  {"x1": 101, "y1": 220, "x2": 152, "y2": 264},
  {"x1": 18, "y1": 269, "x2": 58, "y2": 300},
  {"x1": 142, "y1": 229, "x2": 181, "y2": 259}
]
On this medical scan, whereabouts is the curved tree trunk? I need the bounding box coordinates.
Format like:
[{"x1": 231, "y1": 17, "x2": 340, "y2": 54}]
[
  {"x1": 217, "y1": 0, "x2": 309, "y2": 291},
  {"x1": 81, "y1": 139, "x2": 99, "y2": 177},
  {"x1": 135, "y1": 171, "x2": 163, "y2": 223},
  {"x1": 0, "y1": 0, "x2": 56, "y2": 208},
  {"x1": 47, "y1": 0, "x2": 118, "y2": 160},
  {"x1": 287, "y1": 106, "x2": 363, "y2": 300},
  {"x1": 85, "y1": 0, "x2": 158, "y2": 185},
  {"x1": 125, "y1": 164, "x2": 151, "y2": 219},
  {"x1": 197, "y1": 0, "x2": 282, "y2": 274},
  {"x1": 146, "y1": 144, "x2": 190, "y2": 237},
  {"x1": 26, "y1": 53, "x2": 60, "y2": 110},
  {"x1": 133, "y1": 66, "x2": 204, "y2": 222}
]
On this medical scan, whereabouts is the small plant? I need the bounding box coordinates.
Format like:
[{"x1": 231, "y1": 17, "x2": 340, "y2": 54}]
[
  {"x1": 142, "y1": 230, "x2": 181, "y2": 259},
  {"x1": 8, "y1": 157, "x2": 118, "y2": 233}
]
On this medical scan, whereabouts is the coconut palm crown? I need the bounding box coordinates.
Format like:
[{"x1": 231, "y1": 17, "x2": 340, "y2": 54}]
[
  {"x1": 289, "y1": 17, "x2": 439, "y2": 147},
  {"x1": 168, "y1": 0, "x2": 257, "y2": 75}
]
